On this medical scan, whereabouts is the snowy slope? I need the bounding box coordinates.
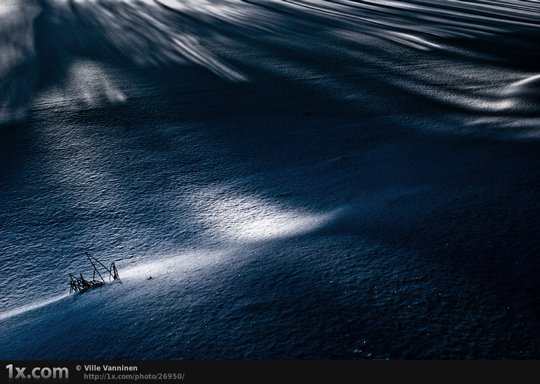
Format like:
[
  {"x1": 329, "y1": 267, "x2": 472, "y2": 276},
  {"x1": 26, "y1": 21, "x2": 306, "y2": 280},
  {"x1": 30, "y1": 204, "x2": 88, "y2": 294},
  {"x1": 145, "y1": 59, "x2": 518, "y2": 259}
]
[{"x1": 1, "y1": 0, "x2": 540, "y2": 359}]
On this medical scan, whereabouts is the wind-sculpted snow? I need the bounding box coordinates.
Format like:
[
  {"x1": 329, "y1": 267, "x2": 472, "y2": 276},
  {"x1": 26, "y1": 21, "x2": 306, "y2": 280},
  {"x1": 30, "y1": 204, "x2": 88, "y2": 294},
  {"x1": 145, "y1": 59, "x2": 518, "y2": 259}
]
[
  {"x1": 0, "y1": 0, "x2": 40, "y2": 125},
  {"x1": 1, "y1": 0, "x2": 539, "y2": 134}
]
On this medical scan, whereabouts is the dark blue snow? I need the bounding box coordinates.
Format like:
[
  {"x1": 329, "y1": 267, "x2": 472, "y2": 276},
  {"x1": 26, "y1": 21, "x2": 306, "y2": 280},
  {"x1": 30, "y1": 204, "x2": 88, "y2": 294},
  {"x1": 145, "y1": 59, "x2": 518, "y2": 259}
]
[{"x1": 1, "y1": 0, "x2": 540, "y2": 359}]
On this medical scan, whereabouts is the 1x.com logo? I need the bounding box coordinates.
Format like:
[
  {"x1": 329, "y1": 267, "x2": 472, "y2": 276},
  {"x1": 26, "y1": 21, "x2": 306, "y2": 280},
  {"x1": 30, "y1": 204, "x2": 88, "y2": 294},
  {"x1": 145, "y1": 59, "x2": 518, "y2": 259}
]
[{"x1": 5, "y1": 364, "x2": 69, "y2": 380}]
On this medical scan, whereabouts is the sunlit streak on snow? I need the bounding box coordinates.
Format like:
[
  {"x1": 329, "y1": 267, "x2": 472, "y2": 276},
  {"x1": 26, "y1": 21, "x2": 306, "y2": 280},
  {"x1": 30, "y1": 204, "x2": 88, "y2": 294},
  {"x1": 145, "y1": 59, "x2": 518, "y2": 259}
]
[
  {"x1": 120, "y1": 250, "x2": 228, "y2": 281},
  {"x1": 0, "y1": 294, "x2": 69, "y2": 322},
  {"x1": 191, "y1": 187, "x2": 337, "y2": 243},
  {"x1": 38, "y1": 60, "x2": 126, "y2": 109}
]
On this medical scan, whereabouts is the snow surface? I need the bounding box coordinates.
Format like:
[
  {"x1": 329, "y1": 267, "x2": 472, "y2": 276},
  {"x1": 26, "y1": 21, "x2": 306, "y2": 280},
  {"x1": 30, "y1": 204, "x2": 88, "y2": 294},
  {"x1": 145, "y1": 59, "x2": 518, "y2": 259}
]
[{"x1": 1, "y1": 0, "x2": 540, "y2": 359}]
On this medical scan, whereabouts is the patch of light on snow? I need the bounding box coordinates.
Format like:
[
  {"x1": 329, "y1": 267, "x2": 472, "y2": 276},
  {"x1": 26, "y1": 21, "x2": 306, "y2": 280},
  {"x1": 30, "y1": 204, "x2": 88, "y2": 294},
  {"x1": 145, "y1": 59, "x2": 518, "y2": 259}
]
[
  {"x1": 0, "y1": 294, "x2": 69, "y2": 322},
  {"x1": 120, "y1": 250, "x2": 228, "y2": 281},
  {"x1": 37, "y1": 60, "x2": 126, "y2": 109},
  {"x1": 190, "y1": 187, "x2": 337, "y2": 243}
]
